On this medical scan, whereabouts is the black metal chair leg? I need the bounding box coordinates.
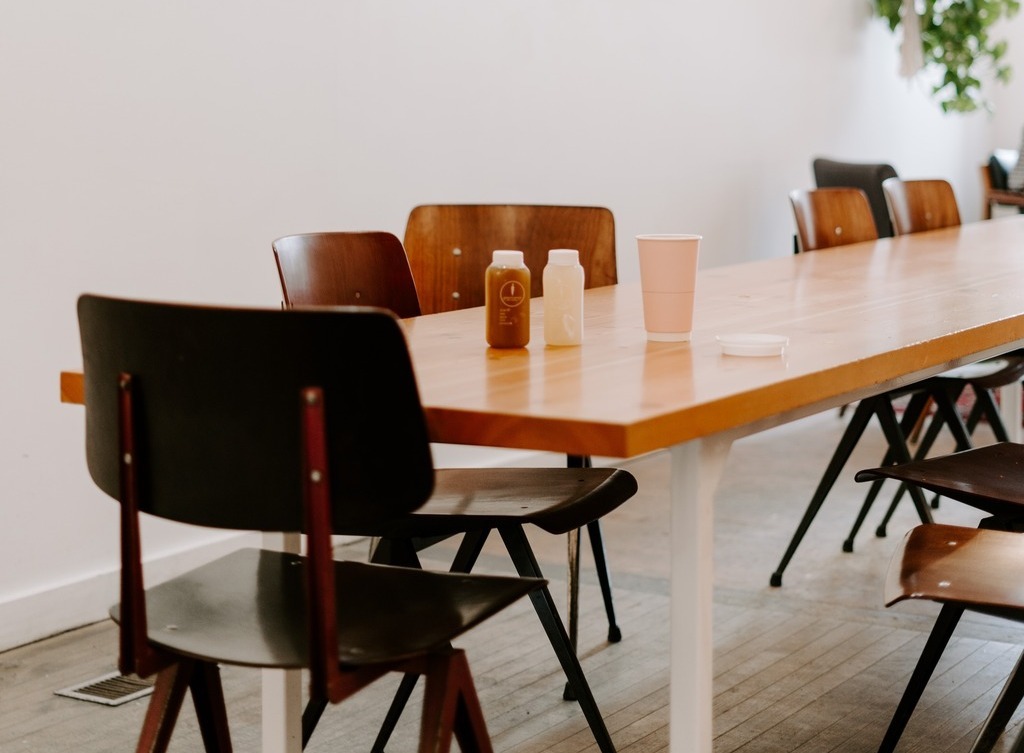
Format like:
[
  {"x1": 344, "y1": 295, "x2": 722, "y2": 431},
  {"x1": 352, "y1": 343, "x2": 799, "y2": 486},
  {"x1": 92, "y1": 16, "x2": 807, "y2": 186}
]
[
  {"x1": 874, "y1": 396, "x2": 953, "y2": 536},
  {"x1": 302, "y1": 695, "x2": 328, "y2": 749},
  {"x1": 877, "y1": 604, "x2": 964, "y2": 753},
  {"x1": 875, "y1": 384, "x2": 971, "y2": 537},
  {"x1": 844, "y1": 391, "x2": 932, "y2": 551},
  {"x1": 498, "y1": 524, "x2": 617, "y2": 753},
  {"x1": 973, "y1": 387, "x2": 1012, "y2": 442},
  {"x1": 968, "y1": 646, "x2": 1024, "y2": 753},
  {"x1": 369, "y1": 674, "x2": 421, "y2": 753},
  {"x1": 567, "y1": 453, "x2": 620, "y2": 647},
  {"x1": 369, "y1": 531, "x2": 490, "y2": 753},
  {"x1": 190, "y1": 662, "x2": 232, "y2": 753},
  {"x1": 564, "y1": 526, "x2": 581, "y2": 701},
  {"x1": 872, "y1": 396, "x2": 934, "y2": 526},
  {"x1": 587, "y1": 520, "x2": 621, "y2": 643},
  {"x1": 771, "y1": 397, "x2": 879, "y2": 587}
]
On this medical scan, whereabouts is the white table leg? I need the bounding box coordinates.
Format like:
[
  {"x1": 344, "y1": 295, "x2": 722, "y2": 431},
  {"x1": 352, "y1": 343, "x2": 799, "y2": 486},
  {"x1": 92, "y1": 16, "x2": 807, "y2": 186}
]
[
  {"x1": 999, "y1": 383, "x2": 1023, "y2": 443},
  {"x1": 262, "y1": 532, "x2": 303, "y2": 753},
  {"x1": 669, "y1": 436, "x2": 733, "y2": 753}
]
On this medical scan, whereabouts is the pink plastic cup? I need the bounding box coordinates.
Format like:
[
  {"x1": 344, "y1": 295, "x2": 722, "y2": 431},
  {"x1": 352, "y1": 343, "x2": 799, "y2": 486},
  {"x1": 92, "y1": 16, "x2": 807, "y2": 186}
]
[{"x1": 636, "y1": 234, "x2": 701, "y2": 342}]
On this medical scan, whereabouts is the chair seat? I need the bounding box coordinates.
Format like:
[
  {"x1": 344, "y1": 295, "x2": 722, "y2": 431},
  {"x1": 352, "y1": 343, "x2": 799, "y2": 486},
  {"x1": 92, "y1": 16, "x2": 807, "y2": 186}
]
[
  {"x1": 112, "y1": 549, "x2": 541, "y2": 669},
  {"x1": 886, "y1": 523, "x2": 1024, "y2": 615},
  {"x1": 375, "y1": 467, "x2": 638, "y2": 538},
  {"x1": 855, "y1": 443, "x2": 1024, "y2": 518},
  {"x1": 938, "y1": 351, "x2": 1024, "y2": 388}
]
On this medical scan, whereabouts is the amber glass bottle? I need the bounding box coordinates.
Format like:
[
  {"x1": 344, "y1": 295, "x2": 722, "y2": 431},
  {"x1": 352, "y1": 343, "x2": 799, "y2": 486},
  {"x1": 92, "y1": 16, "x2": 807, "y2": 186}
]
[{"x1": 485, "y1": 250, "x2": 531, "y2": 348}]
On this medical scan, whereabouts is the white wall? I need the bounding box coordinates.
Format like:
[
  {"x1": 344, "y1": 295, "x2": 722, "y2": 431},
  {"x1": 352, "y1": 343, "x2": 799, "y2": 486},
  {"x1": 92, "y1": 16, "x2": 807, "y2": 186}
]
[{"x1": 1, "y1": 1, "x2": 1020, "y2": 650}]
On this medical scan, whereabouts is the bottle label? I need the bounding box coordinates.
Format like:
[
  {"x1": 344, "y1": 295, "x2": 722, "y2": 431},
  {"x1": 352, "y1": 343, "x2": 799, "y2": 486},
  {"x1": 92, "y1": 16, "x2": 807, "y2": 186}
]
[{"x1": 499, "y1": 281, "x2": 527, "y2": 308}]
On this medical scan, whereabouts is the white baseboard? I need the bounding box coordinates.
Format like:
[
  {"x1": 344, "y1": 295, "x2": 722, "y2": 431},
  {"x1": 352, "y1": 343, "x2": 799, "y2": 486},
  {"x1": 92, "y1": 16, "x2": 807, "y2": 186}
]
[{"x1": 0, "y1": 532, "x2": 259, "y2": 653}]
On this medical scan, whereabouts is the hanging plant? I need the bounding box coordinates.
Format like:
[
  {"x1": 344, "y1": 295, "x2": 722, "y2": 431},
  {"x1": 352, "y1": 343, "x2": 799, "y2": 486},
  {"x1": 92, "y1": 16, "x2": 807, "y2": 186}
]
[{"x1": 874, "y1": 0, "x2": 1020, "y2": 112}]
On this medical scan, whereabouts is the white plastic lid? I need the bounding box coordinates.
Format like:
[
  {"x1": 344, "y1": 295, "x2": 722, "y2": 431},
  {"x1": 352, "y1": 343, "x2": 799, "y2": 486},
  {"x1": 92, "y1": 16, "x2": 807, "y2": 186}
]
[
  {"x1": 548, "y1": 249, "x2": 579, "y2": 266},
  {"x1": 492, "y1": 250, "x2": 525, "y2": 267}
]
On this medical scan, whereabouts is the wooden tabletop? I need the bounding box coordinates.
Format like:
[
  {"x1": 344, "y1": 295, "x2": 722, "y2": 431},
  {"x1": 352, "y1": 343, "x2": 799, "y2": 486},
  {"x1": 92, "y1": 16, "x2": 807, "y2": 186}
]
[
  {"x1": 402, "y1": 217, "x2": 1024, "y2": 457},
  {"x1": 62, "y1": 217, "x2": 1024, "y2": 459}
]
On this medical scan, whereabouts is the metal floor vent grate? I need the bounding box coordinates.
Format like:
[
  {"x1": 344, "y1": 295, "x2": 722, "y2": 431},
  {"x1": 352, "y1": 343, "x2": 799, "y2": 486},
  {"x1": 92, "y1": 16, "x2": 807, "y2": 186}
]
[{"x1": 55, "y1": 671, "x2": 154, "y2": 706}]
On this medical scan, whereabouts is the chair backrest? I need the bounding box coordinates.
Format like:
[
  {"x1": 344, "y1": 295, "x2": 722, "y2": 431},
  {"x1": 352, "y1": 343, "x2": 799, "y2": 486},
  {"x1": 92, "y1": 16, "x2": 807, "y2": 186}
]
[
  {"x1": 988, "y1": 149, "x2": 1019, "y2": 191},
  {"x1": 403, "y1": 204, "x2": 617, "y2": 314},
  {"x1": 812, "y1": 157, "x2": 898, "y2": 238},
  {"x1": 789, "y1": 187, "x2": 879, "y2": 252},
  {"x1": 78, "y1": 295, "x2": 434, "y2": 533},
  {"x1": 273, "y1": 232, "x2": 422, "y2": 318},
  {"x1": 881, "y1": 178, "x2": 961, "y2": 235}
]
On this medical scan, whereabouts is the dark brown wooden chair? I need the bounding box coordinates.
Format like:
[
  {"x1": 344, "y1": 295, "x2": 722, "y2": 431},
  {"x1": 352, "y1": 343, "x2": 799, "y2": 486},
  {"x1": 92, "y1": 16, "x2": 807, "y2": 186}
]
[
  {"x1": 76, "y1": 294, "x2": 545, "y2": 753},
  {"x1": 272, "y1": 231, "x2": 422, "y2": 317},
  {"x1": 789, "y1": 187, "x2": 879, "y2": 251},
  {"x1": 274, "y1": 231, "x2": 636, "y2": 753},
  {"x1": 859, "y1": 521, "x2": 1024, "y2": 753},
  {"x1": 882, "y1": 177, "x2": 961, "y2": 235},
  {"x1": 403, "y1": 204, "x2": 624, "y2": 650}
]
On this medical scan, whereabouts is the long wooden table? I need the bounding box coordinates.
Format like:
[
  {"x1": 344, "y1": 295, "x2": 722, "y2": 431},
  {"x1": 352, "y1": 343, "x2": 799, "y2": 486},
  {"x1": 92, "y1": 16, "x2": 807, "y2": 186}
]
[{"x1": 61, "y1": 216, "x2": 1024, "y2": 753}]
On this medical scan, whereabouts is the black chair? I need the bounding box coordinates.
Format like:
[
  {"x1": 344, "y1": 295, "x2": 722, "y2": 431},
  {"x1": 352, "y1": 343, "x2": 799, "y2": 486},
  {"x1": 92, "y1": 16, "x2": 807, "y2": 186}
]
[
  {"x1": 77, "y1": 294, "x2": 545, "y2": 753},
  {"x1": 274, "y1": 232, "x2": 638, "y2": 753},
  {"x1": 812, "y1": 157, "x2": 898, "y2": 237},
  {"x1": 982, "y1": 149, "x2": 1024, "y2": 218}
]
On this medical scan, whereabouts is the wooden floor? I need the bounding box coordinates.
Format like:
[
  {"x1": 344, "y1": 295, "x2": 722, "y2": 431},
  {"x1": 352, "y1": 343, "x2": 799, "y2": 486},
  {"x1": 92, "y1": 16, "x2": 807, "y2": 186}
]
[{"x1": 4, "y1": 410, "x2": 1024, "y2": 752}]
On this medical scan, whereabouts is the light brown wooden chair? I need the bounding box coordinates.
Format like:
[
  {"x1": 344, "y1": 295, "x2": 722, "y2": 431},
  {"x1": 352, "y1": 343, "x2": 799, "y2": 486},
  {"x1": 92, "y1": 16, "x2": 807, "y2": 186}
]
[
  {"x1": 860, "y1": 521, "x2": 1024, "y2": 753},
  {"x1": 273, "y1": 231, "x2": 635, "y2": 753},
  {"x1": 403, "y1": 204, "x2": 617, "y2": 314},
  {"x1": 76, "y1": 294, "x2": 544, "y2": 753},
  {"x1": 403, "y1": 204, "x2": 624, "y2": 654},
  {"x1": 882, "y1": 177, "x2": 961, "y2": 235},
  {"x1": 789, "y1": 187, "x2": 879, "y2": 251}
]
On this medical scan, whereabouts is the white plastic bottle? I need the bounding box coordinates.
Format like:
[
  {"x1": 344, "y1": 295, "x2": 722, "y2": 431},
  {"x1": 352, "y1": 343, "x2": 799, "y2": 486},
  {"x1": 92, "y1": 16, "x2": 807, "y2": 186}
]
[{"x1": 543, "y1": 249, "x2": 584, "y2": 346}]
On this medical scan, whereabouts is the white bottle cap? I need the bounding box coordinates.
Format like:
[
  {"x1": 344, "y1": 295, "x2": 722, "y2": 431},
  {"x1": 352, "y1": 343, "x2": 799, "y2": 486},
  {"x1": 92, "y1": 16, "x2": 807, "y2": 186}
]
[
  {"x1": 492, "y1": 250, "x2": 525, "y2": 267},
  {"x1": 548, "y1": 249, "x2": 579, "y2": 266}
]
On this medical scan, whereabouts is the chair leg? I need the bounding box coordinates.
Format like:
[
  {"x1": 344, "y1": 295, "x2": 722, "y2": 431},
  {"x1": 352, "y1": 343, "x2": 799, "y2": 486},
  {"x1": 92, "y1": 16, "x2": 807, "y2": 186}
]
[
  {"x1": 587, "y1": 520, "x2": 621, "y2": 643},
  {"x1": 844, "y1": 391, "x2": 932, "y2": 550},
  {"x1": 135, "y1": 661, "x2": 194, "y2": 753},
  {"x1": 874, "y1": 383, "x2": 971, "y2": 537},
  {"x1": 873, "y1": 395, "x2": 934, "y2": 526},
  {"x1": 498, "y1": 524, "x2": 617, "y2": 753},
  {"x1": 564, "y1": 526, "x2": 581, "y2": 701},
  {"x1": 567, "y1": 454, "x2": 621, "y2": 645},
  {"x1": 968, "y1": 646, "x2": 1024, "y2": 753},
  {"x1": 771, "y1": 397, "x2": 880, "y2": 587},
  {"x1": 877, "y1": 604, "x2": 964, "y2": 753},
  {"x1": 302, "y1": 694, "x2": 328, "y2": 749},
  {"x1": 419, "y1": 650, "x2": 494, "y2": 753},
  {"x1": 189, "y1": 662, "x2": 232, "y2": 753},
  {"x1": 873, "y1": 392, "x2": 955, "y2": 536},
  {"x1": 972, "y1": 386, "x2": 1011, "y2": 442},
  {"x1": 370, "y1": 531, "x2": 490, "y2": 753}
]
